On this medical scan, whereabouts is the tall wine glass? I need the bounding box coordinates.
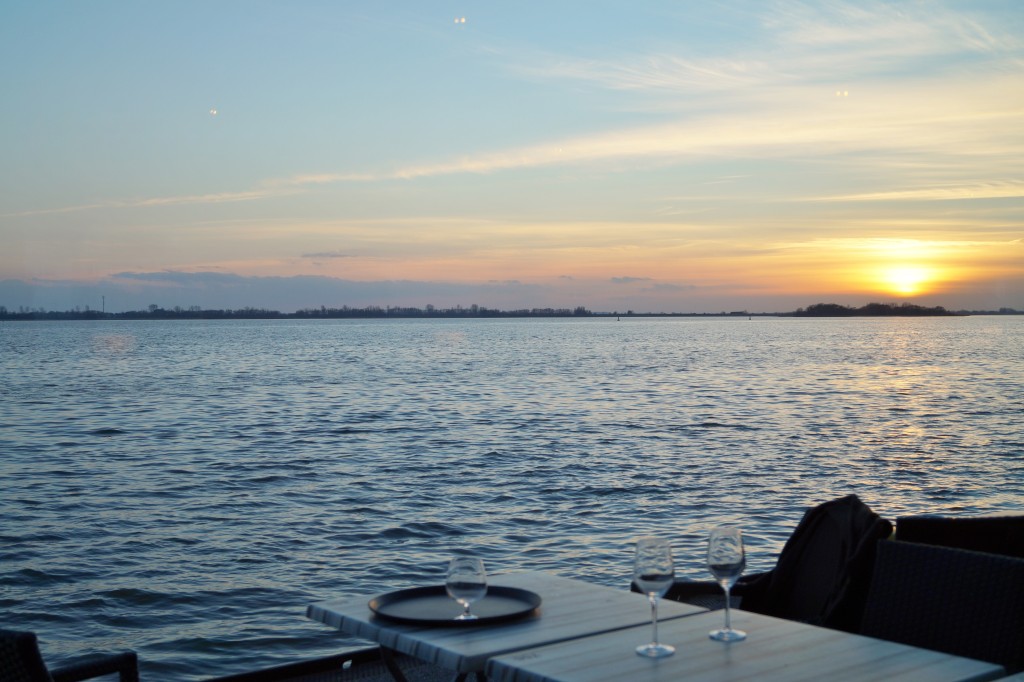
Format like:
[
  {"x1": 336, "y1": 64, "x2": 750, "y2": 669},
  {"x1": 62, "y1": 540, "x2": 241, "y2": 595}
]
[
  {"x1": 633, "y1": 537, "x2": 676, "y2": 658},
  {"x1": 446, "y1": 557, "x2": 487, "y2": 621},
  {"x1": 707, "y1": 526, "x2": 747, "y2": 642}
]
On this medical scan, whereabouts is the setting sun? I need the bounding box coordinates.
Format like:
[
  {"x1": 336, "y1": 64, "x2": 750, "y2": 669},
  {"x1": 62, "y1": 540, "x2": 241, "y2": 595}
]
[{"x1": 880, "y1": 265, "x2": 934, "y2": 296}]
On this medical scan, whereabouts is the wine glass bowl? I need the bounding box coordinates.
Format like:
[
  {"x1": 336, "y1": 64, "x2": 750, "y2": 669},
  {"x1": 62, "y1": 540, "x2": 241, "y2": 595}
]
[
  {"x1": 633, "y1": 536, "x2": 676, "y2": 658},
  {"x1": 446, "y1": 557, "x2": 487, "y2": 621},
  {"x1": 707, "y1": 526, "x2": 747, "y2": 642}
]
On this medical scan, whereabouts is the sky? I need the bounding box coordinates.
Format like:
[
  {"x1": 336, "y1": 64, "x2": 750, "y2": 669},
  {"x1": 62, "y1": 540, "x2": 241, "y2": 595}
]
[{"x1": 2, "y1": 1, "x2": 1022, "y2": 314}]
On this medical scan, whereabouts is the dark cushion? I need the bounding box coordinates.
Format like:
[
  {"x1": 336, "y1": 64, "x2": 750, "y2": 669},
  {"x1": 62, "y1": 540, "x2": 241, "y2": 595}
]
[{"x1": 896, "y1": 514, "x2": 1024, "y2": 558}]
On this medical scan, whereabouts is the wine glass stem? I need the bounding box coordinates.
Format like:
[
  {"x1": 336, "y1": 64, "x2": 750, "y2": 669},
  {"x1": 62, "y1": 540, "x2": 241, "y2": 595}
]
[
  {"x1": 723, "y1": 586, "x2": 732, "y2": 631},
  {"x1": 649, "y1": 594, "x2": 660, "y2": 644}
]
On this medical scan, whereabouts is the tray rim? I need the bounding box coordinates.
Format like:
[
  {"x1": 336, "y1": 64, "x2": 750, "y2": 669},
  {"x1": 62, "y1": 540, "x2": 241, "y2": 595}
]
[{"x1": 367, "y1": 584, "x2": 542, "y2": 626}]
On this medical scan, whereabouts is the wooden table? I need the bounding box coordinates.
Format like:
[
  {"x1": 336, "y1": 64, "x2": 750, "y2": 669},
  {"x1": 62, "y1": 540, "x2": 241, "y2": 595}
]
[
  {"x1": 307, "y1": 571, "x2": 705, "y2": 680},
  {"x1": 485, "y1": 608, "x2": 1006, "y2": 682}
]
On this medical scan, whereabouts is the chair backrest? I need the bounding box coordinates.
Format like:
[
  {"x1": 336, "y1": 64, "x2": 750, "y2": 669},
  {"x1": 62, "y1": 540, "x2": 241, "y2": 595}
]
[
  {"x1": 0, "y1": 629, "x2": 54, "y2": 682},
  {"x1": 896, "y1": 514, "x2": 1024, "y2": 558},
  {"x1": 861, "y1": 540, "x2": 1024, "y2": 672},
  {"x1": 740, "y1": 494, "x2": 893, "y2": 632}
]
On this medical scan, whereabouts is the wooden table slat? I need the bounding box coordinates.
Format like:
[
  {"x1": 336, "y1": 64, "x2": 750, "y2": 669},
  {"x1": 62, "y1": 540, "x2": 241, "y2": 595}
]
[{"x1": 485, "y1": 609, "x2": 1006, "y2": 682}]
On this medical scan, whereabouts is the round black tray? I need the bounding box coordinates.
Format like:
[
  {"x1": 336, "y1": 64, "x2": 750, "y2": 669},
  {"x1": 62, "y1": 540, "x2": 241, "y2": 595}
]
[{"x1": 368, "y1": 585, "x2": 542, "y2": 626}]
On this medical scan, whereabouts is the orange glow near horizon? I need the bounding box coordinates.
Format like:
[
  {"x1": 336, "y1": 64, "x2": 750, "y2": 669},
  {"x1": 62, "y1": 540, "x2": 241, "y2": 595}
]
[{"x1": 795, "y1": 238, "x2": 955, "y2": 300}]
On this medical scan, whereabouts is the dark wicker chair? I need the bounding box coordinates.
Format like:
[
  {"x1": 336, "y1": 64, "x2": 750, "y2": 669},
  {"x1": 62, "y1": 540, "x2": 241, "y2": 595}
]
[
  {"x1": 895, "y1": 513, "x2": 1024, "y2": 558},
  {"x1": 645, "y1": 494, "x2": 893, "y2": 632},
  {"x1": 860, "y1": 540, "x2": 1024, "y2": 673},
  {"x1": 0, "y1": 629, "x2": 139, "y2": 682}
]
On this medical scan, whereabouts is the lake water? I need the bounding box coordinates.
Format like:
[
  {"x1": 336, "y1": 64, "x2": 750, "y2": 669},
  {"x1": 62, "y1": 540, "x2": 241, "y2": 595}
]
[{"x1": 2, "y1": 316, "x2": 1022, "y2": 679}]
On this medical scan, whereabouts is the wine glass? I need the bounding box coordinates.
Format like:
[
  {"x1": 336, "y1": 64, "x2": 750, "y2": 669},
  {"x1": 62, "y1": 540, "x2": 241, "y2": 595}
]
[
  {"x1": 633, "y1": 536, "x2": 675, "y2": 658},
  {"x1": 707, "y1": 526, "x2": 747, "y2": 642},
  {"x1": 446, "y1": 557, "x2": 487, "y2": 621}
]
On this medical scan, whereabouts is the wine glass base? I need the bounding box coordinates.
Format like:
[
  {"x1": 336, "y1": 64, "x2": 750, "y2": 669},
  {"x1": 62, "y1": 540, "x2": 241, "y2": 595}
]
[
  {"x1": 636, "y1": 643, "x2": 675, "y2": 658},
  {"x1": 453, "y1": 614, "x2": 479, "y2": 621},
  {"x1": 709, "y1": 628, "x2": 747, "y2": 642}
]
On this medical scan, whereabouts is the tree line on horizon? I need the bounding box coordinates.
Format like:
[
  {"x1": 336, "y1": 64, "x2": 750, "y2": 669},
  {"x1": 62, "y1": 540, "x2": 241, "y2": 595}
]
[
  {"x1": 1, "y1": 301, "x2": 1021, "y2": 321},
  {"x1": 793, "y1": 302, "x2": 960, "y2": 316},
  {"x1": 0, "y1": 303, "x2": 595, "y2": 320}
]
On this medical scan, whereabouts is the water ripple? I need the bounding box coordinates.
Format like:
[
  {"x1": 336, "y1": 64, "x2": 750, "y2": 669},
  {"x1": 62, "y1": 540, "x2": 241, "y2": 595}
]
[{"x1": 2, "y1": 316, "x2": 1022, "y2": 680}]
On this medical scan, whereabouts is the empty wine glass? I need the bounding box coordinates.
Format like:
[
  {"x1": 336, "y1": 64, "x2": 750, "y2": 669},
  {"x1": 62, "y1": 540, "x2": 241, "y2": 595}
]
[
  {"x1": 633, "y1": 536, "x2": 675, "y2": 658},
  {"x1": 446, "y1": 557, "x2": 487, "y2": 620},
  {"x1": 707, "y1": 526, "x2": 747, "y2": 642}
]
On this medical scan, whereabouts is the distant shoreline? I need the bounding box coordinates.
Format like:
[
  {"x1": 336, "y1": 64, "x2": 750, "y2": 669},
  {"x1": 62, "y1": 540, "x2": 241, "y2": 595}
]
[{"x1": 1, "y1": 301, "x2": 1020, "y2": 321}]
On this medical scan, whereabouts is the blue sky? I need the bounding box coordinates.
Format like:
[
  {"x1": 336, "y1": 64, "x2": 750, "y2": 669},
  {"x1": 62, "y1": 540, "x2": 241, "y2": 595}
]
[{"x1": 2, "y1": 1, "x2": 1022, "y2": 313}]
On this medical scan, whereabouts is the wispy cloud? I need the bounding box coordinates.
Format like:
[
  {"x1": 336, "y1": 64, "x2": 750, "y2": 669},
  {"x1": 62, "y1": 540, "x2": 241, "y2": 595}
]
[
  {"x1": 511, "y1": 2, "x2": 1021, "y2": 96},
  {"x1": 818, "y1": 180, "x2": 1024, "y2": 203},
  {"x1": 767, "y1": 0, "x2": 1022, "y2": 56},
  {"x1": 7, "y1": 2, "x2": 1021, "y2": 219},
  {"x1": 314, "y1": 3, "x2": 1021, "y2": 190},
  {"x1": 524, "y1": 54, "x2": 773, "y2": 95},
  {"x1": 386, "y1": 76, "x2": 1023, "y2": 179},
  {"x1": 11, "y1": 75, "x2": 1019, "y2": 217},
  {"x1": 276, "y1": 172, "x2": 380, "y2": 185},
  {"x1": 644, "y1": 282, "x2": 698, "y2": 292},
  {"x1": 3, "y1": 170, "x2": 386, "y2": 218},
  {"x1": 5, "y1": 187, "x2": 299, "y2": 218},
  {"x1": 777, "y1": 236, "x2": 1020, "y2": 257},
  {"x1": 301, "y1": 251, "x2": 354, "y2": 259}
]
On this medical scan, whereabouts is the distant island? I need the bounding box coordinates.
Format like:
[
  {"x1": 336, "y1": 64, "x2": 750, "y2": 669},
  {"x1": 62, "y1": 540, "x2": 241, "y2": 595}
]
[
  {"x1": 792, "y1": 302, "x2": 962, "y2": 317},
  {"x1": 1, "y1": 301, "x2": 1021, "y2": 321}
]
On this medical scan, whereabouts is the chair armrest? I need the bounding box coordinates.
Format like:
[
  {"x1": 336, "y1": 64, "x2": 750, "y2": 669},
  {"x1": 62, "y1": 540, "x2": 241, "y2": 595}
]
[{"x1": 50, "y1": 651, "x2": 139, "y2": 682}]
